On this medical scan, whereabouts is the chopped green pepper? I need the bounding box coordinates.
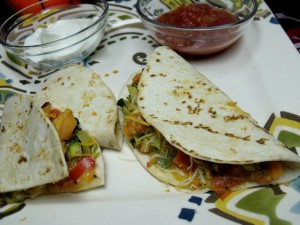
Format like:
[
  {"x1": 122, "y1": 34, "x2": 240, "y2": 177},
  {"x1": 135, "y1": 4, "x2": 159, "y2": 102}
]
[{"x1": 67, "y1": 142, "x2": 82, "y2": 160}]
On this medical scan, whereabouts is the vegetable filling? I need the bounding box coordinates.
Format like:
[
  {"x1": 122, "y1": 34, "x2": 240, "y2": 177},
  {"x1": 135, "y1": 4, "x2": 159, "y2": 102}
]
[
  {"x1": 118, "y1": 73, "x2": 283, "y2": 194},
  {"x1": 1, "y1": 102, "x2": 99, "y2": 203}
]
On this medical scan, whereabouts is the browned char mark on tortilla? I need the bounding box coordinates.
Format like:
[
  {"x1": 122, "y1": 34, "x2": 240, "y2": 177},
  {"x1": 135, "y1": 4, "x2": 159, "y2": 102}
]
[
  {"x1": 224, "y1": 114, "x2": 246, "y2": 122},
  {"x1": 225, "y1": 133, "x2": 251, "y2": 141},
  {"x1": 150, "y1": 73, "x2": 167, "y2": 77},
  {"x1": 18, "y1": 156, "x2": 27, "y2": 164},
  {"x1": 194, "y1": 124, "x2": 219, "y2": 134},
  {"x1": 162, "y1": 119, "x2": 193, "y2": 126},
  {"x1": 256, "y1": 138, "x2": 269, "y2": 145}
]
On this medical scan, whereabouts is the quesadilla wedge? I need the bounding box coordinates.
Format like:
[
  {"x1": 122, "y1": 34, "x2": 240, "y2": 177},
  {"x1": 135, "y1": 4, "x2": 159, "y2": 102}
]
[
  {"x1": 0, "y1": 94, "x2": 104, "y2": 203},
  {"x1": 118, "y1": 46, "x2": 300, "y2": 194},
  {"x1": 35, "y1": 64, "x2": 123, "y2": 150}
]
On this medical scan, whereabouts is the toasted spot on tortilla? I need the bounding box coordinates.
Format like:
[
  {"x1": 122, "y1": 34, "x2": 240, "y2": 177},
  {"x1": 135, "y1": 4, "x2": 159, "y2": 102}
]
[
  {"x1": 230, "y1": 148, "x2": 237, "y2": 153},
  {"x1": 13, "y1": 143, "x2": 23, "y2": 153},
  {"x1": 187, "y1": 105, "x2": 201, "y2": 115},
  {"x1": 225, "y1": 133, "x2": 250, "y2": 141},
  {"x1": 224, "y1": 114, "x2": 246, "y2": 122},
  {"x1": 170, "y1": 136, "x2": 182, "y2": 148},
  {"x1": 39, "y1": 167, "x2": 52, "y2": 176},
  {"x1": 29, "y1": 102, "x2": 33, "y2": 110},
  {"x1": 59, "y1": 158, "x2": 64, "y2": 167},
  {"x1": 161, "y1": 119, "x2": 193, "y2": 126},
  {"x1": 88, "y1": 80, "x2": 96, "y2": 87},
  {"x1": 194, "y1": 124, "x2": 218, "y2": 134},
  {"x1": 208, "y1": 107, "x2": 217, "y2": 118},
  {"x1": 82, "y1": 91, "x2": 95, "y2": 107},
  {"x1": 18, "y1": 156, "x2": 27, "y2": 164},
  {"x1": 37, "y1": 149, "x2": 47, "y2": 158},
  {"x1": 256, "y1": 138, "x2": 269, "y2": 145},
  {"x1": 1, "y1": 126, "x2": 6, "y2": 132}
]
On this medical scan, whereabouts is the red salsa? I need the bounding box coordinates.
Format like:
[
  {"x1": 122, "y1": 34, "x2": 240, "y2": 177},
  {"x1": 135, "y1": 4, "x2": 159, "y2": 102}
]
[{"x1": 156, "y1": 3, "x2": 237, "y2": 27}]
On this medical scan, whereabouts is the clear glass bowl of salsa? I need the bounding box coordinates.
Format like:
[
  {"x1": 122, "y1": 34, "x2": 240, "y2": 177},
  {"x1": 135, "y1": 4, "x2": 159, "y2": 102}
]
[{"x1": 137, "y1": 0, "x2": 258, "y2": 55}]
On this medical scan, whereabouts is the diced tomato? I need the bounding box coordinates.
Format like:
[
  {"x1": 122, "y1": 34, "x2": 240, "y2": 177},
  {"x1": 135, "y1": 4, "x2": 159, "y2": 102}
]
[
  {"x1": 41, "y1": 102, "x2": 61, "y2": 121},
  {"x1": 210, "y1": 175, "x2": 247, "y2": 193},
  {"x1": 172, "y1": 151, "x2": 191, "y2": 172},
  {"x1": 68, "y1": 156, "x2": 96, "y2": 181},
  {"x1": 49, "y1": 109, "x2": 61, "y2": 121},
  {"x1": 147, "y1": 161, "x2": 151, "y2": 168}
]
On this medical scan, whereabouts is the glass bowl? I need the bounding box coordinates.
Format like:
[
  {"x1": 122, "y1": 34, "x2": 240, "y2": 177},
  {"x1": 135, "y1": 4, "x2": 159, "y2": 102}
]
[
  {"x1": 0, "y1": 0, "x2": 108, "y2": 70},
  {"x1": 136, "y1": 0, "x2": 258, "y2": 55}
]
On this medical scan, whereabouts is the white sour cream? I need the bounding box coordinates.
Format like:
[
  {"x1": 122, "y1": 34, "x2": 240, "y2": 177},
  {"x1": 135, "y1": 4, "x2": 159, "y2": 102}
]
[{"x1": 24, "y1": 17, "x2": 102, "y2": 65}]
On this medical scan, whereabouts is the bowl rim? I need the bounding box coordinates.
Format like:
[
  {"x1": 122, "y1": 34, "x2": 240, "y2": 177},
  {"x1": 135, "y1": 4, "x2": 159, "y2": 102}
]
[
  {"x1": 136, "y1": 0, "x2": 258, "y2": 31},
  {"x1": 0, "y1": 0, "x2": 109, "y2": 49}
]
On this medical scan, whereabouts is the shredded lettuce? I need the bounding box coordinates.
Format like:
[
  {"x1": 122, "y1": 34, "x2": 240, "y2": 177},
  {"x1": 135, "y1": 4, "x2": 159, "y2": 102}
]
[{"x1": 119, "y1": 82, "x2": 177, "y2": 169}]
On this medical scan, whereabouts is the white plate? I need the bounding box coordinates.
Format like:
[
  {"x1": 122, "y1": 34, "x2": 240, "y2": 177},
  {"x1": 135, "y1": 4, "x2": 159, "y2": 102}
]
[{"x1": 1, "y1": 1, "x2": 300, "y2": 224}]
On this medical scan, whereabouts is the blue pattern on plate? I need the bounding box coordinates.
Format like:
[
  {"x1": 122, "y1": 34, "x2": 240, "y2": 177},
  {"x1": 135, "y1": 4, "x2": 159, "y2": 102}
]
[
  {"x1": 178, "y1": 208, "x2": 196, "y2": 222},
  {"x1": 188, "y1": 196, "x2": 202, "y2": 206},
  {"x1": 290, "y1": 201, "x2": 300, "y2": 214},
  {"x1": 270, "y1": 16, "x2": 279, "y2": 24},
  {"x1": 290, "y1": 177, "x2": 300, "y2": 193}
]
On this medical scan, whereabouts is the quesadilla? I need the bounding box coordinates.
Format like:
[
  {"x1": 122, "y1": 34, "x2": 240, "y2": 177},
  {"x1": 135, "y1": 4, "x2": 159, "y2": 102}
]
[
  {"x1": 118, "y1": 46, "x2": 300, "y2": 194},
  {"x1": 35, "y1": 64, "x2": 123, "y2": 150},
  {"x1": 0, "y1": 94, "x2": 104, "y2": 202}
]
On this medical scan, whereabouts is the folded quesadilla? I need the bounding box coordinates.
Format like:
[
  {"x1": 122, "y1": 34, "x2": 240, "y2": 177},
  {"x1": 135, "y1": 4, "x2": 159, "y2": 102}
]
[
  {"x1": 118, "y1": 46, "x2": 300, "y2": 194},
  {"x1": 0, "y1": 94, "x2": 104, "y2": 202},
  {"x1": 35, "y1": 65, "x2": 123, "y2": 150}
]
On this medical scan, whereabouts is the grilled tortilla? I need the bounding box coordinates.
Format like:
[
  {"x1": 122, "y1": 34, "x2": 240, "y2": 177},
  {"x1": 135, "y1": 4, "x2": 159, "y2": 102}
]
[
  {"x1": 0, "y1": 94, "x2": 104, "y2": 202},
  {"x1": 35, "y1": 65, "x2": 123, "y2": 150},
  {"x1": 0, "y1": 95, "x2": 68, "y2": 193},
  {"x1": 118, "y1": 46, "x2": 300, "y2": 193}
]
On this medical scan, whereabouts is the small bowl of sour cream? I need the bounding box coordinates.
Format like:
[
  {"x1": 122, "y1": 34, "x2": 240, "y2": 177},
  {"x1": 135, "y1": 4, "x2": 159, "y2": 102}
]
[{"x1": 0, "y1": 0, "x2": 108, "y2": 70}]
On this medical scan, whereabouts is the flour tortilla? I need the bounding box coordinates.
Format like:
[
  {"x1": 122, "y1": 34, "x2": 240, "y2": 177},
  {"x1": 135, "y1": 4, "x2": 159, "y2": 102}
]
[
  {"x1": 35, "y1": 65, "x2": 123, "y2": 150},
  {"x1": 121, "y1": 46, "x2": 300, "y2": 191},
  {"x1": 0, "y1": 95, "x2": 68, "y2": 193},
  {"x1": 0, "y1": 94, "x2": 105, "y2": 195}
]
